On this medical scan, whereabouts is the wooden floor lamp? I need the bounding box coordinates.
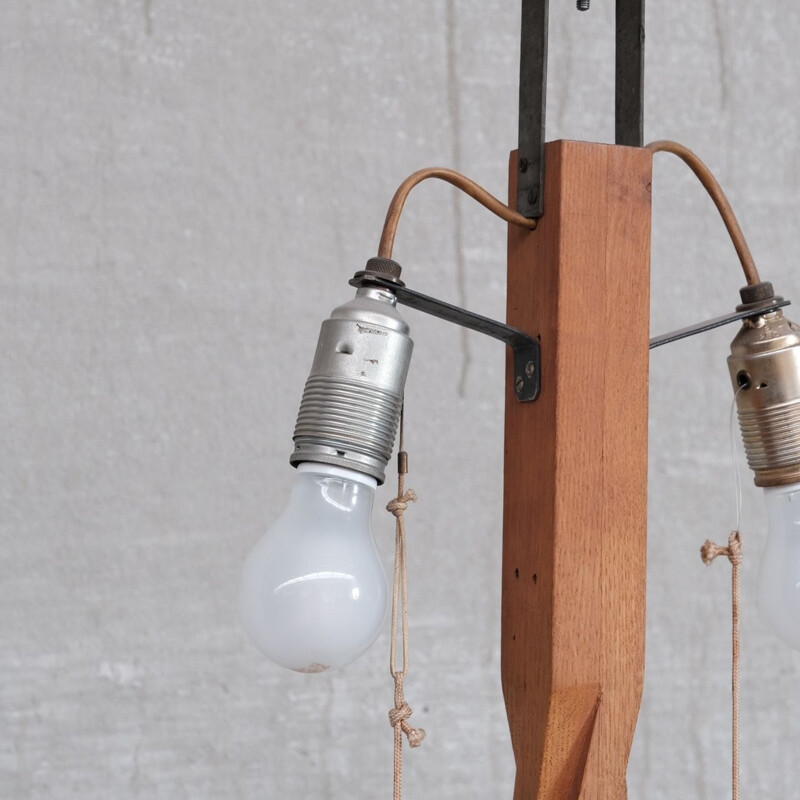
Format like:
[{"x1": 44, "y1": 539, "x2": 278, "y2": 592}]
[{"x1": 239, "y1": 3, "x2": 797, "y2": 797}]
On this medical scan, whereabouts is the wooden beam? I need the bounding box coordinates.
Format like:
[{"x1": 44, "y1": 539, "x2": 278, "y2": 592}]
[{"x1": 503, "y1": 140, "x2": 652, "y2": 799}]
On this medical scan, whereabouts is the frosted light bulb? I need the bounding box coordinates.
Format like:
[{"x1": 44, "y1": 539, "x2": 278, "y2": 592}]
[
  {"x1": 758, "y1": 482, "x2": 800, "y2": 650},
  {"x1": 239, "y1": 463, "x2": 388, "y2": 673}
]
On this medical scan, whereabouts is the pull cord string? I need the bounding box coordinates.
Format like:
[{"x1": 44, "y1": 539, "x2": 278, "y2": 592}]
[
  {"x1": 700, "y1": 387, "x2": 745, "y2": 800},
  {"x1": 386, "y1": 403, "x2": 425, "y2": 800}
]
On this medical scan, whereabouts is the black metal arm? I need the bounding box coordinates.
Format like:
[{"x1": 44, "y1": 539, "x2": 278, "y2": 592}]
[
  {"x1": 353, "y1": 270, "x2": 791, "y2": 404},
  {"x1": 517, "y1": 0, "x2": 646, "y2": 219},
  {"x1": 352, "y1": 274, "x2": 541, "y2": 402}
]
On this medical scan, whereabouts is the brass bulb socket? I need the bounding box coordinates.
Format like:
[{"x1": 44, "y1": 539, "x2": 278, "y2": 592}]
[{"x1": 728, "y1": 309, "x2": 800, "y2": 487}]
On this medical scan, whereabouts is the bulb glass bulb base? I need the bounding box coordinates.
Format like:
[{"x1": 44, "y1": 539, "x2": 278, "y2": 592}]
[
  {"x1": 239, "y1": 463, "x2": 388, "y2": 673},
  {"x1": 759, "y1": 482, "x2": 800, "y2": 650}
]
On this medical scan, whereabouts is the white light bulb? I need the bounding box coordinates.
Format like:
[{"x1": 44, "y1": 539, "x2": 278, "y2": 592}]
[
  {"x1": 758, "y1": 481, "x2": 800, "y2": 650},
  {"x1": 239, "y1": 463, "x2": 388, "y2": 672}
]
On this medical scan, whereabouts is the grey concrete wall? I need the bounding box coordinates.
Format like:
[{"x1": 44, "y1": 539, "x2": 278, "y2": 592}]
[{"x1": 2, "y1": 1, "x2": 799, "y2": 798}]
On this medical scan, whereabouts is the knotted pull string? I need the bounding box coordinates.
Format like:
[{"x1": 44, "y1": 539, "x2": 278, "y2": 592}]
[
  {"x1": 388, "y1": 673, "x2": 426, "y2": 748},
  {"x1": 387, "y1": 491, "x2": 417, "y2": 519},
  {"x1": 701, "y1": 531, "x2": 743, "y2": 567},
  {"x1": 700, "y1": 529, "x2": 743, "y2": 800},
  {"x1": 386, "y1": 406, "x2": 425, "y2": 800}
]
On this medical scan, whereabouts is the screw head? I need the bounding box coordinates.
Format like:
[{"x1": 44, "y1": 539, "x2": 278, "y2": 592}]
[
  {"x1": 519, "y1": 158, "x2": 529, "y2": 173},
  {"x1": 515, "y1": 376, "x2": 525, "y2": 393},
  {"x1": 525, "y1": 360, "x2": 535, "y2": 378}
]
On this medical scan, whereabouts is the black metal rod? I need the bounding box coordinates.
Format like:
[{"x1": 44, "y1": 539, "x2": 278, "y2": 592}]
[
  {"x1": 360, "y1": 275, "x2": 541, "y2": 401},
  {"x1": 517, "y1": 0, "x2": 549, "y2": 219},
  {"x1": 366, "y1": 272, "x2": 792, "y2": 353},
  {"x1": 616, "y1": 0, "x2": 645, "y2": 147},
  {"x1": 649, "y1": 299, "x2": 790, "y2": 349},
  {"x1": 366, "y1": 278, "x2": 537, "y2": 351}
]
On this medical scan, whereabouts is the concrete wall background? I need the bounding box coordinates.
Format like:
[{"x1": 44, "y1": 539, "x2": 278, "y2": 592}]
[{"x1": 2, "y1": 1, "x2": 799, "y2": 797}]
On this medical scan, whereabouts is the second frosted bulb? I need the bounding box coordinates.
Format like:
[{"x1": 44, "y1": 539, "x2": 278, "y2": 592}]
[{"x1": 759, "y1": 482, "x2": 800, "y2": 650}]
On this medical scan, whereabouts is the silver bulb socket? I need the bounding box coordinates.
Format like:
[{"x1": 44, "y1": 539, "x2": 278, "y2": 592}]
[
  {"x1": 728, "y1": 308, "x2": 800, "y2": 487},
  {"x1": 290, "y1": 285, "x2": 413, "y2": 484}
]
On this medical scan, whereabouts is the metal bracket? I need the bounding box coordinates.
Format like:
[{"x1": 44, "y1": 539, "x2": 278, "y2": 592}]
[
  {"x1": 517, "y1": 0, "x2": 549, "y2": 219},
  {"x1": 517, "y1": 0, "x2": 646, "y2": 219},
  {"x1": 649, "y1": 298, "x2": 791, "y2": 349},
  {"x1": 616, "y1": 0, "x2": 645, "y2": 148},
  {"x1": 350, "y1": 272, "x2": 784, "y2": 400},
  {"x1": 353, "y1": 274, "x2": 541, "y2": 402}
]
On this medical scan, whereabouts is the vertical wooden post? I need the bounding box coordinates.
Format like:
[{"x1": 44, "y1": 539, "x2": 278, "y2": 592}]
[{"x1": 502, "y1": 140, "x2": 652, "y2": 799}]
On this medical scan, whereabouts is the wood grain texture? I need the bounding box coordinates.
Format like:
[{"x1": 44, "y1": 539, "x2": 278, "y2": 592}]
[{"x1": 502, "y1": 140, "x2": 653, "y2": 799}]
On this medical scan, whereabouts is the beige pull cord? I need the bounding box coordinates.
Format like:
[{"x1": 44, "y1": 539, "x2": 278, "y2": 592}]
[
  {"x1": 699, "y1": 387, "x2": 746, "y2": 800},
  {"x1": 386, "y1": 405, "x2": 425, "y2": 800},
  {"x1": 700, "y1": 530, "x2": 743, "y2": 800}
]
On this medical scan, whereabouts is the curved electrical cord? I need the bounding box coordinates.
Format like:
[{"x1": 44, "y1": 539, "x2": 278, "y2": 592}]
[
  {"x1": 377, "y1": 167, "x2": 537, "y2": 259},
  {"x1": 646, "y1": 140, "x2": 761, "y2": 286},
  {"x1": 378, "y1": 145, "x2": 760, "y2": 287}
]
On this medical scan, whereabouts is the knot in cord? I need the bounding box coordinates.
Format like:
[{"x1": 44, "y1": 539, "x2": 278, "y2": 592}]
[
  {"x1": 388, "y1": 702, "x2": 413, "y2": 728},
  {"x1": 386, "y1": 490, "x2": 417, "y2": 517},
  {"x1": 701, "y1": 530, "x2": 743, "y2": 567},
  {"x1": 388, "y1": 700, "x2": 426, "y2": 748}
]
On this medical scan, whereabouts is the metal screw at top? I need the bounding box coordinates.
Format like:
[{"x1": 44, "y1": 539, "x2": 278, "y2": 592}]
[
  {"x1": 577, "y1": 0, "x2": 590, "y2": 10},
  {"x1": 515, "y1": 376, "x2": 524, "y2": 394},
  {"x1": 525, "y1": 360, "x2": 535, "y2": 378},
  {"x1": 519, "y1": 157, "x2": 529, "y2": 173}
]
